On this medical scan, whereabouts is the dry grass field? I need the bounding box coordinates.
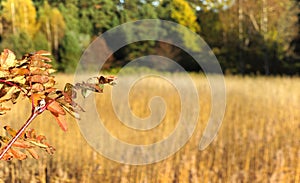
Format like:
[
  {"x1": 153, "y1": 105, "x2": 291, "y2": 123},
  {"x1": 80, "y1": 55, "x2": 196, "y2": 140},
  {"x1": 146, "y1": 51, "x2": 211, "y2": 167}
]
[{"x1": 0, "y1": 74, "x2": 299, "y2": 183}]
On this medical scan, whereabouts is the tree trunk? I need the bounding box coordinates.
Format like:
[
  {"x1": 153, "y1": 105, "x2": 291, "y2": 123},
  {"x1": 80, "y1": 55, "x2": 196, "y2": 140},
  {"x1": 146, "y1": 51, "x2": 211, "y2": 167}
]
[
  {"x1": 46, "y1": 20, "x2": 52, "y2": 52},
  {"x1": 10, "y1": 0, "x2": 16, "y2": 34},
  {"x1": 0, "y1": 17, "x2": 3, "y2": 36},
  {"x1": 261, "y1": 0, "x2": 270, "y2": 75},
  {"x1": 238, "y1": 0, "x2": 245, "y2": 74}
]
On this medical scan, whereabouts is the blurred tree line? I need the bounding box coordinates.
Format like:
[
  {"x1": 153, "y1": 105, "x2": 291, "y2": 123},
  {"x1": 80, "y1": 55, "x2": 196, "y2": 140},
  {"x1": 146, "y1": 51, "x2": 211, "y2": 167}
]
[{"x1": 0, "y1": 0, "x2": 299, "y2": 74}]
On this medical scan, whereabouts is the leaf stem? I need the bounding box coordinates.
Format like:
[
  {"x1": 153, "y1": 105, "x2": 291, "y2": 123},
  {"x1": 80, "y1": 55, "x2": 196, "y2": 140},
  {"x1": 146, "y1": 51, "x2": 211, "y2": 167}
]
[
  {"x1": 0, "y1": 95, "x2": 56, "y2": 160},
  {"x1": 0, "y1": 109, "x2": 39, "y2": 159},
  {"x1": 0, "y1": 79, "x2": 28, "y2": 96}
]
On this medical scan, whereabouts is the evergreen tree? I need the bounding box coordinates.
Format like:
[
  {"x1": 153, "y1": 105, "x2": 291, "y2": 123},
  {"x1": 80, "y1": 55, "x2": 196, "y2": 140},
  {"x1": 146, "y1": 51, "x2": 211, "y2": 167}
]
[
  {"x1": 156, "y1": 0, "x2": 201, "y2": 52},
  {"x1": 0, "y1": 31, "x2": 34, "y2": 57},
  {"x1": 114, "y1": 0, "x2": 159, "y2": 66},
  {"x1": 78, "y1": 0, "x2": 120, "y2": 35},
  {"x1": 58, "y1": 0, "x2": 80, "y2": 33},
  {"x1": 33, "y1": 31, "x2": 49, "y2": 51},
  {"x1": 59, "y1": 31, "x2": 82, "y2": 73}
]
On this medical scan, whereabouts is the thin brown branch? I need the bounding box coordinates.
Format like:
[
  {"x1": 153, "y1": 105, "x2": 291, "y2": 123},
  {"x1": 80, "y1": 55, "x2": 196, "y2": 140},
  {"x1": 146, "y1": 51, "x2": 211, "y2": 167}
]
[
  {"x1": 0, "y1": 108, "x2": 39, "y2": 159},
  {"x1": 0, "y1": 79, "x2": 29, "y2": 96}
]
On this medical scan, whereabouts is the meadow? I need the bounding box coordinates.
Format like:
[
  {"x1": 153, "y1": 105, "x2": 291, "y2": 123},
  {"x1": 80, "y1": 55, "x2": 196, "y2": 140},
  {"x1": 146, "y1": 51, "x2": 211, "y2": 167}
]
[{"x1": 0, "y1": 74, "x2": 299, "y2": 183}]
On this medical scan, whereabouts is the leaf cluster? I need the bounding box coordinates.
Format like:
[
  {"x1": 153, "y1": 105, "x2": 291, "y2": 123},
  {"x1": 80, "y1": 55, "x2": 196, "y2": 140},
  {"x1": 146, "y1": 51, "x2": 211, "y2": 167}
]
[
  {"x1": 0, "y1": 126, "x2": 54, "y2": 160},
  {"x1": 0, "y1": 49, "x2": 116, "y2": 160}
]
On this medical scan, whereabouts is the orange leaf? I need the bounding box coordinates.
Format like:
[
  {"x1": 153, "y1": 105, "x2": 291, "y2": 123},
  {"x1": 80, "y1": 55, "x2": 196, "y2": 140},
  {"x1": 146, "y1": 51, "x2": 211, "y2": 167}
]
[
  {"x1": 30, "y1": 93, "x2": 44, "y2": 107},
  {"x1": 30, "y1": 75, "x2": 49, "y2": 83},
  {"x1": 25, "y1": 129, "x2": 36, "y2": 139},
  {"x1": 35, "y1": 50, "x2": 51, "y2": 56},
  {"x1": 10, "y1": 68, "x2": 30, "y2": 75},
  {"x1": 44, "y1": 87, "x2": 57, "y2": 93},
  {"x1": 0, "y1": 150, "x2": 13, "y2": 160},
  {"x1": 31, "y1": 83, "x2": 44, "y2": 92},
  {"x1": 30, "y1": 67, "x2": 49, "y2": 75},
  {"x1": 43, "y1": 78, "x2": 56, "y2": 88},
  {"x1": 47, "y1": 100, "x2": 66, "y2": 115},
  {"x1": 36, "y1": 135, "x2": 46, "y2": 142},
  {"x1": 26, "y1": 148, "x2": 39, "y2": 159},
  {"x1": 10, "y1": 148, "x2": 27, "y2": 160},
  {"x1": 43, "y1": 142, "x2": 55, "y2": 155},
  {"x1": 53, "y1": 113, "x2": 68, "y2": 131},
  {"x1": 30, "y1": 60, "x2": 52, "y2": 68},
  {"x1": 0, "y1": 105, "x2": 11, "y2": 115},
  {"x1": 4, "y1": 126, "x2": 17, "y2": 137},
  {"x1": 12, "y1": 140, "x2": 33, "y2": 148}
]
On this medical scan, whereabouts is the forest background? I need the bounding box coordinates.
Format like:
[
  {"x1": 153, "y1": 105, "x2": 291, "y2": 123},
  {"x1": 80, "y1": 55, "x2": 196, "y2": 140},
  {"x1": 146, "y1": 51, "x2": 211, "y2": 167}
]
[{"x1": 0, "y1": 0, "x2": 299, "y2": 75}]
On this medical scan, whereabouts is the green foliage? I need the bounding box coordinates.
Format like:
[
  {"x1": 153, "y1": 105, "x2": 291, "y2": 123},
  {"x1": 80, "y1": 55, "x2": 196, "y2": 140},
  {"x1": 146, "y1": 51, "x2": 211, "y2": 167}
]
[
  {"x1": 59, "y1": 31, "x2": 82, "y2": 73},
  {"x1": 0, "y1": 49, "x2": 116, "y2": 160},
  {"x1": 0, "y1": 31, "x2": 34, "y2": 57},
  {"x1": 76, "y1": 0, "x2": 120, "y2": 35},
  {"x1": 157, "y1": 0, "x2": 201, "y2": 51},
  {"x1": 0, "y1": 0, "x2": 299, "y2": 74},
  {"x1": 33, "y1": 31, "x2": 49, "y2": 51},
  {"x1": 58, "y1": 0, "x2": 80, "y2": 33}
]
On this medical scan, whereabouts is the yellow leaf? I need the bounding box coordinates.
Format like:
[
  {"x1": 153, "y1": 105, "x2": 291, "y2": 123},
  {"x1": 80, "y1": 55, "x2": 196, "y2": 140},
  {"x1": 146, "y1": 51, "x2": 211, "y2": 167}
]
[
  {"x1": 0, "y1": 86, "x2": 18, "y2": 102},
  {"x1": 8, "y1": 76, "x2": 26, "y2": 84},
  {"x1": 61, "y1": 104, "x2": 80, "y2": 119},
  {"x1": 0, "y1": 49, "x2": 16, "y2": 68},
  {"x1": 28, "y1": 140, "x2": 49, "y2": 148},
  {"x1": 4, "y1": 126, "x2": 17, "y2": 137},
  {"x1": 47, "y1": 68, "x2": 56, "y2": 74},
  {"x1": 35, "y1": 50, "x2": 51, "y2": 56},
  {"x1": 0, "y1": 70, "x2": 10, "y2": 77}
]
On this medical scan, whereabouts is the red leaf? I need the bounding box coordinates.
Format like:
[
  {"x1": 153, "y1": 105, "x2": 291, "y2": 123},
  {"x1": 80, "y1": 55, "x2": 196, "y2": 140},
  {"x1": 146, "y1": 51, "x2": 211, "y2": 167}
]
[
  {"x1": 30, "y1": 75, "x2": 49, "y2": 83},
  {"x1": 47, "y1": 100, "x2": 66, "y2": 115},
  {"x1": 53, "y1": 113, "x2": 68, "y2": 131}
]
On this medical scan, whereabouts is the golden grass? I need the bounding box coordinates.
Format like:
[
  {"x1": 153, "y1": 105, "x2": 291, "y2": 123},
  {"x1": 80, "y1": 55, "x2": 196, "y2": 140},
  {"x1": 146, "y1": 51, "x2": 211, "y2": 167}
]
[{"x1": 0, "y1": 74, "x2": 299, "y2": 183}]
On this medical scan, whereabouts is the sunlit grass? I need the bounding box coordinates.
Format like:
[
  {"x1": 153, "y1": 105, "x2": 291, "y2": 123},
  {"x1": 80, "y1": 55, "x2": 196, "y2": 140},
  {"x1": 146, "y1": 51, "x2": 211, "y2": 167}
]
[{"x1": 0, "y1": 74, "x2": 299, "y2": 182}]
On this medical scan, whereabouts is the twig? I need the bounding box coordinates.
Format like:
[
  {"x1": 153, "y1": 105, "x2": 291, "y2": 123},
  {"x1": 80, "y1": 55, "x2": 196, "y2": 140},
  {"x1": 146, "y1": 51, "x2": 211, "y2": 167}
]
[
  {"x1": 0, "y1": 97, "x2": 56, "y2": 159},
  {"x1": 0, "y1": 104, "x2": 46, "y2": 159},
  {"x1": 0, "y1": 79, "x2": 29, "y2": 96}
]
